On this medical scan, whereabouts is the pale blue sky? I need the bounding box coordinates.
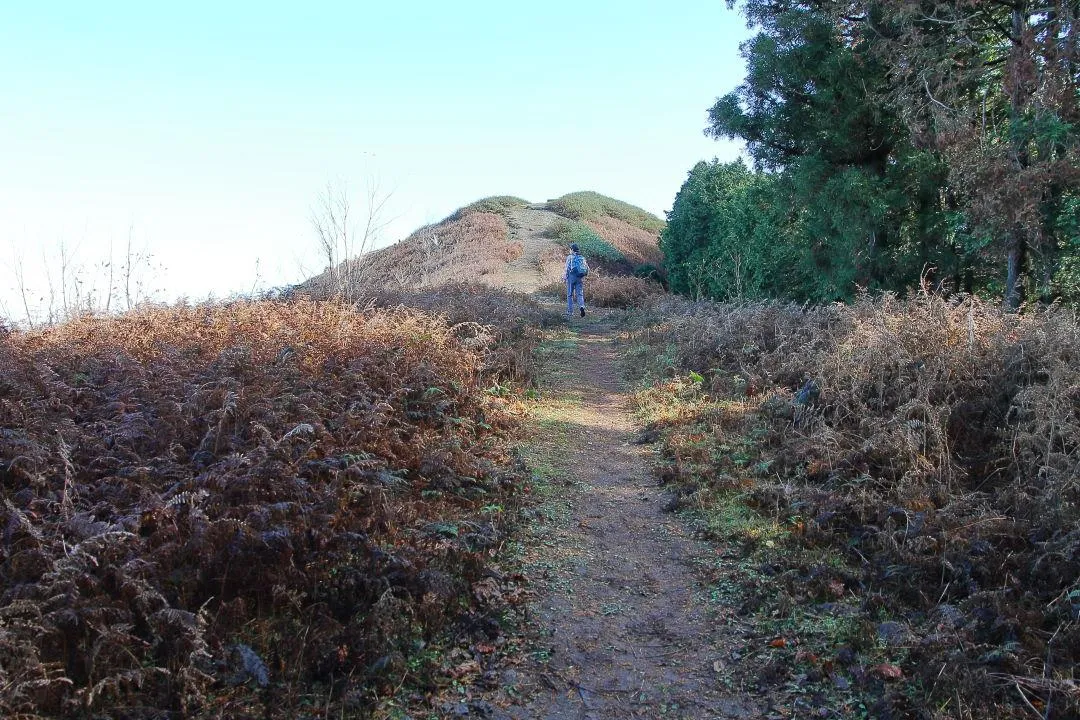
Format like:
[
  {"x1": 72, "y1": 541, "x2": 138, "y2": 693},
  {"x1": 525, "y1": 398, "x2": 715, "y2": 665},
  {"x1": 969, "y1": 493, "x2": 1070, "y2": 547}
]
[{"x1": 0, "y1": 1, "x2": 748, "y2": 320}]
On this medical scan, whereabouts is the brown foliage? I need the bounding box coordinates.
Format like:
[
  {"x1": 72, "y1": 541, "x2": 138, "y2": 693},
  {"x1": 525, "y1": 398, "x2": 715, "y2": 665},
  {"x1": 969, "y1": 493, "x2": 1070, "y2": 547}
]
[
  {"x1": 360, "y1": 282, "x2": 559, "y2": 385},
  {"x1": 302, "y1": 211, "x2": 521, "y2": 294},
  {"x1": 584, "y1": 216, "x2": 664, "y2": 269},
  {"x1": 631, "y1": 292, "x2": 1080, "y2": 718},
  {"x1": 539, "y1": 275, "x2": 665, "y2": 310},
  {"x1": 0, "y1": 300, "x2": 527, "y2": 717},
  {"x1": 582, "y1": 276, "x2": 666, "y2": 309}
]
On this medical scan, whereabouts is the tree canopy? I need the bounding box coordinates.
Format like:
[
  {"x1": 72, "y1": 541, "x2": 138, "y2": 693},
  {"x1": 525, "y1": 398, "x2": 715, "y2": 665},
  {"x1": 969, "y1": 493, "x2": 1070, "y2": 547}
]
[{"x1": 664, "y1": 0, "x2": 1080, "y2": 307}]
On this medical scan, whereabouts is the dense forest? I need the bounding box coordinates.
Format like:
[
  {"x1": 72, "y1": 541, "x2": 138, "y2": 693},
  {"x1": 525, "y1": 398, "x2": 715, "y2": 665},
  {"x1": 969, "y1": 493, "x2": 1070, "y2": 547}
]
[{"x1": 663, "y1": 0, "x2": 1080, "y2": 308}]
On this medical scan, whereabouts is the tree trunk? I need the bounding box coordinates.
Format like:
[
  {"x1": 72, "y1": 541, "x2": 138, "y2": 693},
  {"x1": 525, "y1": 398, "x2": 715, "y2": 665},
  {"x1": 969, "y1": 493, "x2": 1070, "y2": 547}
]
[
  {"x1": 1005, "y1": 227, "x2": 1027, "y2": 310},
  {"x1": 1003, "y1": 6, "x2": 1031, "y2": 311}
]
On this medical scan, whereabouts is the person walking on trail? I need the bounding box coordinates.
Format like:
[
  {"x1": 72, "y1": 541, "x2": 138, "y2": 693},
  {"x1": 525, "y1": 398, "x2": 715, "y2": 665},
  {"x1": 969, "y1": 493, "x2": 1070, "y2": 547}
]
[{"x1": 565, "y1": 242, "x2": 589, "y2": 318}]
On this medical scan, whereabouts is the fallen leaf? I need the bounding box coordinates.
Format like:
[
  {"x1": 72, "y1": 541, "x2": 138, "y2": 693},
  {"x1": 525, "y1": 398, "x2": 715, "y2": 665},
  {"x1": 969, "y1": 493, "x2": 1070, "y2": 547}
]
[
  {"x1": 448, "y1": 660, "x2": 481, "y2": 679},
  {"x1": 472, "y1": 578, "x2": 502, "y2": 605},
  {"x1": 872, "y1": 663, "x2": 903, "y2": 680}
]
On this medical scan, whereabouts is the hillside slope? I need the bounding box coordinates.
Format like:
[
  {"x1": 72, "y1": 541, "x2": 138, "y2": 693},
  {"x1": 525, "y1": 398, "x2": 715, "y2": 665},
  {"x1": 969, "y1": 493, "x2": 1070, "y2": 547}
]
[{"x1": 298, "y1": 193, "x2": 665, "y2": 296}]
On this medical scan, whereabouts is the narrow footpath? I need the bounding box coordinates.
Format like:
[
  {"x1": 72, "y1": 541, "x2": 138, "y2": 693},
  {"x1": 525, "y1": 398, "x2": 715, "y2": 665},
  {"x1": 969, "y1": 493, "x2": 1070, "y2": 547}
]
[{"x1": 502, "y1": 311, "x2": 760, "y2": 720}]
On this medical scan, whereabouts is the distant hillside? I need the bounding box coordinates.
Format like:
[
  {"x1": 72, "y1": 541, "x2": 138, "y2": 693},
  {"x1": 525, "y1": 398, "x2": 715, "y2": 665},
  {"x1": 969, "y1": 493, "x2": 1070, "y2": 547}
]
[{"x1": 298, "y1": 192, "x2": 665, "y2": 296}]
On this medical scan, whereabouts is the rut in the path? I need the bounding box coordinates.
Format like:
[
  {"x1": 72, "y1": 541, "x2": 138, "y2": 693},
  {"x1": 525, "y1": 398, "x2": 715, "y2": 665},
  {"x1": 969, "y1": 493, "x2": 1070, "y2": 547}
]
[{"x1": 503, "y1": 316, "x2": 760, "y2": 720}]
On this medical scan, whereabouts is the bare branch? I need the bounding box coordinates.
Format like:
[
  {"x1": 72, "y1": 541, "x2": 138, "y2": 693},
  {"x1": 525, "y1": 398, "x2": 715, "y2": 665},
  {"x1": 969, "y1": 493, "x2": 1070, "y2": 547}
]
[{"x1": 309, "y1": 177, "x2": 394, "y2": 300}]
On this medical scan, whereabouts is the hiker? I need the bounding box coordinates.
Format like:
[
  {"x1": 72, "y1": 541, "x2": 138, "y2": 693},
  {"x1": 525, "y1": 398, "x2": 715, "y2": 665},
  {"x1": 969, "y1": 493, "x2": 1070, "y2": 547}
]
[{"x1": 565, "y1": 243, "x2": 589, "y2": 318}]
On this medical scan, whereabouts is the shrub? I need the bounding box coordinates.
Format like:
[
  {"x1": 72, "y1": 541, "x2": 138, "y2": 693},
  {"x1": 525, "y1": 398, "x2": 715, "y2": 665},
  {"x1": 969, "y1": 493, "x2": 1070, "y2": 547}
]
[
  {"x1": 583, "y1": 275, "x2": 666, "y2": 309},
  {"x1": 625, "y1": 292, "x2": 1080, "y2": 719},
  {"x1": 633, "y1": 263, "x2": 664, "y2": 283},
  {"x1": 538, "y1": 275, "x2": 664, "y2": 310},
  {"x1": 0, "y1": 300, "x2": 529, "y2": 717},
  {"x1": 361, "y1": 282, "x2": 559, "y2": 385}
]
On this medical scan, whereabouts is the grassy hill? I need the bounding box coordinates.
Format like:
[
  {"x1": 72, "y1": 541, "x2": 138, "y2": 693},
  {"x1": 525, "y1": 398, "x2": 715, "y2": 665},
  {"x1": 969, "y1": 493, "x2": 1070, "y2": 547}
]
[{"x1": 298, "y1": 192, "x2": 666, "y2": 298}]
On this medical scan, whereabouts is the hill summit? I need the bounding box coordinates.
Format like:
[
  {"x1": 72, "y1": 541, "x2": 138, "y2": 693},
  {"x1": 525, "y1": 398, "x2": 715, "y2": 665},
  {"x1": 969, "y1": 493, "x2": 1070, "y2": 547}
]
[{"x1": 300, "y1": 192, "x2": 665, "y2": 296}]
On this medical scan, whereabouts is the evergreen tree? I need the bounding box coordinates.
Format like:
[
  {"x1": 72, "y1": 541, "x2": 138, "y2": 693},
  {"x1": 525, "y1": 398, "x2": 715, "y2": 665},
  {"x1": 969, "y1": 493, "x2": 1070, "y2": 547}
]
[
  {"x1": 697, "y1": 0, "x2": 953, "y2": 300},
  {"x1": 666, "y1": 0, "x2": 1077, "y2": 305},
  {"x1": 663, "y1": 160, "x2": 820, "y2": 301},
  {"x1": 856, "y1": 0, "x2": 1080, "y2": 308}
]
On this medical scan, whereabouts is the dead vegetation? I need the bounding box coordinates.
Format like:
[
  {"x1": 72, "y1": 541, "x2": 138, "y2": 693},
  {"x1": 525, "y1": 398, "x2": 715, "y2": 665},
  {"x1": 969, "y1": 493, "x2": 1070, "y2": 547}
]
[
  {"x1": 300, "y1": 211, "x2": 522, "y2": 294},
  {"x1": 0, "y1": 299, "x2": 533, "y2": 718},
  {"x1": 300, "y1": 193, "x2": 665, "y2": 299},
  {"x1": 582, "y1": 216, "x2": 665, "y2": 270},
  {"x1": 624, "y1": 292, "x2": 1080, "y2": 719},
  {"x1": 358, "y1": 282, "x2": 558, "y2": 385},
  {"x1": 539, "y1": 275, "x2": 666, "y2": 309}
]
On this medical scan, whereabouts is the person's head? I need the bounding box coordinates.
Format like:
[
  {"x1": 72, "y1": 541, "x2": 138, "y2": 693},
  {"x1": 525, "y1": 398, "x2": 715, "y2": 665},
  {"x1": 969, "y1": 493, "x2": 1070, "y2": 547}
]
[{"x1": 570, "y1": 243, "x2": 580, "y2": 254}]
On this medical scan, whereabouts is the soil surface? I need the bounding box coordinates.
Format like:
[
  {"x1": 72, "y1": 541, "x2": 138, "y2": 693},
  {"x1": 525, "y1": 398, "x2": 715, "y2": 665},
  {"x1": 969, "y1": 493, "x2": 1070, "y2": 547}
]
[
  {"x1": 499, "y1": 309, "x2": 762, "y2": 720},
  {"x1": 494, "y1": 208, "x2": 565, "y2": 293}
]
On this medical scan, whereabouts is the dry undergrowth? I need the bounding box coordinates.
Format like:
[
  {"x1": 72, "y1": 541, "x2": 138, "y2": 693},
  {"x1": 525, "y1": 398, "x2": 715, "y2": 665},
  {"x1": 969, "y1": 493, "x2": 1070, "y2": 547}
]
[
  {"x1": 539, "y1": 275, "x2": 665, "y2": 309},
  {"x1": 583, "y1": 216, "x2": 664, "y2": 269},
  {"x1": 301, "y1": 211, "x2": 522, "y2": 294},
  {"x1": 625, "y1": 293, "x2": 1080, "y2": 719},
  {"x1": 0, "y1": 299, "x2": 532, "y2": 718},
  {"x1": 357, "y1": 282, "x2": 557, "y2": 386}
]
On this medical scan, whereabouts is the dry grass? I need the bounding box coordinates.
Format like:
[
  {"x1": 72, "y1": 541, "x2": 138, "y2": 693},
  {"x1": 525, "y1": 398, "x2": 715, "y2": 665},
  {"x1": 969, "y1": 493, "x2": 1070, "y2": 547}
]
[
  {"x1": 300, "y1": 195, "x2": 665, "y2": 299},
  {"x1": 0, "y1": 300, "x2": 529, "y2": 718},
  {"x1": 360, "y1": 282, "x2": 559, "y2": 385},
  {"x1": 584, "y1": 216, "x2": 664, "y2": 269},
  {"x1": 626, "y1": 292, "x2": 1080, "y2": 719},
  {"x1": 539, "y1": 275, "x2": 665, "y2": 309},
  {"x1": 301, "y1": 211, "x2": 522, "y2": 295}
]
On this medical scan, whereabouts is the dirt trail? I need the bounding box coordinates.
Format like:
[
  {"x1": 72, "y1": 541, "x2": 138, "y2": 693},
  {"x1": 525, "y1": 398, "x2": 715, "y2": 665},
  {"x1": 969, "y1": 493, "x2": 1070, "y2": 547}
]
[
  {"x1": 502, "y1": 310, "x2": 760, "y2": 720},
  {"x1": 495, "y1": 208, "x2": 564, "y2": 292}
]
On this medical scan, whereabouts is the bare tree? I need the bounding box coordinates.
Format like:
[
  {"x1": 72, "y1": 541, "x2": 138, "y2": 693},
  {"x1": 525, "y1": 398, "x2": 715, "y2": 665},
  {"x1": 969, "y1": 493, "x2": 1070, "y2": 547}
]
[
  {"x1": 419, "y1": 228, "x2": 440, "y2": 287},
  {"x1": 59, "y1": 238, "x2": 72, "y2": 318},
  {"x1": 310, "y1": 178, "x2": 394, "y2": 300},
  {"x1": 3, "y1": 228, "x2": 163, "y2": 328},
  {"x1": 11, "y1": 246, "x2": 35, "y2": 329},
  {"x1": 103, "y1": 237, "x2": 115, "y2": 313},
  {"x1": 124, "y1": 227, "x2": 135, "y2": 311}
]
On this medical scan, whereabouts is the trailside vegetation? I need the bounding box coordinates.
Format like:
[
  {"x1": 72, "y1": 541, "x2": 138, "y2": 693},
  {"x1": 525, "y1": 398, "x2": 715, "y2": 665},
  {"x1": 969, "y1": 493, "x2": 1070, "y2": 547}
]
[
  {"x1": 665, "y1": 0, "x2": 1080, "y2": 307},
  {"x1": 624, "y1": 292, "x2": 1080, "y2": 718},
  {"x1": 0, "y1": 299, "x2": 536, "y2": 718},
  {"x1": 548, "y1": 218, "x2": 626, "y2": 264},
  {"x1": 359, "y1": 283, "x2": 558, "y2": 386},
  {"x1": 538, "y1": 275, "x2": 665, "y2": 309}
]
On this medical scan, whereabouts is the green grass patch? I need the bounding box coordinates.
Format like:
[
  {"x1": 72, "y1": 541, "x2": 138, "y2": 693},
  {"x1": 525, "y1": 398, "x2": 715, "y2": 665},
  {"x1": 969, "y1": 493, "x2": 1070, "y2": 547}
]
[
  {"x1": 544, "y1": 191, "x2": 665, "y2": 233},
  {"x1": 445, "y1": 195, "x2": 531, "y2": 221},
  {"x1": 549, "y1": 218, "x2": 625, "y2": 263},
  {"x1": 534, "y1": 331, "x2": 580, "y2": 388},
  {"x1": 698, "y1": 489, "x2": 785, "y2": 545},
  {"x1": 463, "y1": 195, "x2": 530, "y2": 214}
]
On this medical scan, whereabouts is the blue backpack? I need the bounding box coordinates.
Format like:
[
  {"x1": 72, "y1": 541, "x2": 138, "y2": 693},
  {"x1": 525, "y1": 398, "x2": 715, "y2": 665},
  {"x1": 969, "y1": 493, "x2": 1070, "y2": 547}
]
[{"x1": 570, "y1": 253, "x2": 589, "y2": 278}]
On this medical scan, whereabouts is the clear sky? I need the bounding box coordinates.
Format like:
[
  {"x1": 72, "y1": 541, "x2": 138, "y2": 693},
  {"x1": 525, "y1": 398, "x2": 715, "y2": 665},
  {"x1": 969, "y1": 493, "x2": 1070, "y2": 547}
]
[{"x1": 0, "y1": 1, "x2": 749, "y2": 322}]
